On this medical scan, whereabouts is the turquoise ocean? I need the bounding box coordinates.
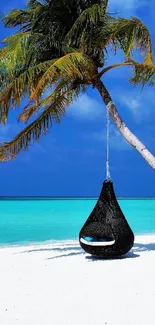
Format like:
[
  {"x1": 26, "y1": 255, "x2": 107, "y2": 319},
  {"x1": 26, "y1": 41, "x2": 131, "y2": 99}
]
[{"x1": 0, "y1": 198, "x2": 155, "y2": 246}]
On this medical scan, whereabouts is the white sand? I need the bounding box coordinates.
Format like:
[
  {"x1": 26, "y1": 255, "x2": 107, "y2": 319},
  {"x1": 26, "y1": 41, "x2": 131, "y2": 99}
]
[{"x1": 0, "y1": 235, "x2": 155, "y2": 325}]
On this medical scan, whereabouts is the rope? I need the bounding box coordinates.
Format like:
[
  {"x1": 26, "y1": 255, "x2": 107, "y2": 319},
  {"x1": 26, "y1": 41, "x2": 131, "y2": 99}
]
[{"x1": 106, "y1": 103, "x2": 111, "y2": 180}]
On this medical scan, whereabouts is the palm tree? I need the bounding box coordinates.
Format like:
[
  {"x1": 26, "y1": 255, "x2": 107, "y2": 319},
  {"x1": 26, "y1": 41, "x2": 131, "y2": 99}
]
[{"x1": 1, "y1": 0, "x2": 155, "y2": 168}]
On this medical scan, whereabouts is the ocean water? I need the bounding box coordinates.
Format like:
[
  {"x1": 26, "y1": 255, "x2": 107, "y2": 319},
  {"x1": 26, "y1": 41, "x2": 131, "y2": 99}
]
[{"x1": 0, "y1": 199, "x2": 155, "y2": 246}]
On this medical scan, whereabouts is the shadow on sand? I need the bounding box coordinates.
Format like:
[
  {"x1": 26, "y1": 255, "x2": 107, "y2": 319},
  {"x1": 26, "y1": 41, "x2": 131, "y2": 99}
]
[
  {"x1": 86, "y1": 242, "x2": 155, "y2": 262},
  {"x1": 46, "y1": 251, "x2": 84, "y2": 260},
  {"x1": 18, "y1": 240, "x2": 155, "y2": 261},
  {"x1": 19, "y1": 245, "x2": 84, "y2": 259},
  {"x1": 85, "y1": 251, "x2": 139, "y2": 262},
  {"x1": 132, "y1": 242, "x2": 155, "y2": 253},
  {"x1": 21, "y1": 246, "x2": 81, "y2": 254}
]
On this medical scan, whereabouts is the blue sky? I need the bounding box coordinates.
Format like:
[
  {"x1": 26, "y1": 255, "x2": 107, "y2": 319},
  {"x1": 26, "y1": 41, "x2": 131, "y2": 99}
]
[{"x1": 0, "y1": 0, "x2": 155, "y2": 197}]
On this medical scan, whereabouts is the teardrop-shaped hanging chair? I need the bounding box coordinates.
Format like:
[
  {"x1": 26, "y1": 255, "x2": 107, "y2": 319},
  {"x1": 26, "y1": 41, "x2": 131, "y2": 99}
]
[
  {"x1": 79, "y1": 180, "x2": 134, "y2": 258},
  {"x1": 79, "y1": 105, "x2": 134, "y2": 258}
]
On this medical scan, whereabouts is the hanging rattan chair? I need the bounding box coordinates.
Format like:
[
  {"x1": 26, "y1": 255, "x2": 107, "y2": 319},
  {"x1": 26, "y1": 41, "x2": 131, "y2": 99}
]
[
  {"x1": 79, "y1": 180, "x2": 134, "y2": 258},
  {"x1": 79, "y1": 106, "x2": 134, "y2": 258}
]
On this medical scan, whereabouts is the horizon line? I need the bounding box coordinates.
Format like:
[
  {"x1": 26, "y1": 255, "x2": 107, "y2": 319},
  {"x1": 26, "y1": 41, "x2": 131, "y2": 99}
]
[{"x1": 0, "y1": 196, "x2": 155, "y2": 200}]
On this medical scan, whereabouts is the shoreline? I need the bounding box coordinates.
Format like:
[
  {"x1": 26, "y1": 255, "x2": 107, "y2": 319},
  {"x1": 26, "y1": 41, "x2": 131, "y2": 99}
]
[{"x1": 0, "y1": 232, "x2": 155, "y2": 249}]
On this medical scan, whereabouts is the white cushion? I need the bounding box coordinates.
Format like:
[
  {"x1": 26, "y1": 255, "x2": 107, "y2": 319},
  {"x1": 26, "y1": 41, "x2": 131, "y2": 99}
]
[{"x1": 80, "y1": 238, "x2": 115, "y2": 246}]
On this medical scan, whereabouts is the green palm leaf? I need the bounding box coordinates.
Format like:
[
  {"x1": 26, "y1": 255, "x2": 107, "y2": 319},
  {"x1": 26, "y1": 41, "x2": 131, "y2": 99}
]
[
  {"x1": 30, "y1": 52, "x2": 96, "y2": 102},
  {"x1": 0, "y1": 60, "x2": 53, "y2": 124},
  {"x1": 65, "y1": 1, "x2": 109, "y2": 60},
  {"x1": 0, "y1": 76, "x2": 88, "y2": 160},
  {"x1": 130, "y1": 62, "x2": 155, "y2": 86},
  {"x1": 104, "y1": 17, "x2": 153, "y2": 63},
  {"x1": 2, "y1": 9, "x2": 32, "y2": 29},
  {"x1": 19, "y1": 78, "x2": 85, "y2": 122},
  {"x1": 0, "y1": 32, "x2": 32, "y2": 70},
  {"x1": 0, "y1": 94, "x2": 69, "y2": 161}
]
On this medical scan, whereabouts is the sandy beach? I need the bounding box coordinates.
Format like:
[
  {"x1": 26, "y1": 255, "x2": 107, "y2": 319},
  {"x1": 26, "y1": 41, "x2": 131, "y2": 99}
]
[{"x1": 0, "y1": 234, "x2": 155, "y2": 325}]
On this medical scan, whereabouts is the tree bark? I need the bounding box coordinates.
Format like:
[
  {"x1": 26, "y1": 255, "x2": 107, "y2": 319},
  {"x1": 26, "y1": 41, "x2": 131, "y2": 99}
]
[{"x1": 94, "y1": 78, "x2": 155, "y2": 170}]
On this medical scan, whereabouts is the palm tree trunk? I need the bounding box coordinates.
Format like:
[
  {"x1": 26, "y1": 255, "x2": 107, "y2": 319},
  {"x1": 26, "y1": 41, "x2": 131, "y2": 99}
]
[{"x1": 94, "y1": 78, "x2": 155, "y2": 170}]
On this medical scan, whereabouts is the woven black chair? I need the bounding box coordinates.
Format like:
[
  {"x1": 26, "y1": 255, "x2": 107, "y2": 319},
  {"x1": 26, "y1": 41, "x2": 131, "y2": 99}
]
[
  {"x1": 79, "y1": 180, "x2": 134, "y2": 258},
  {"x1": 79, "y1": 104, "x2": 134, "y2": 258}
]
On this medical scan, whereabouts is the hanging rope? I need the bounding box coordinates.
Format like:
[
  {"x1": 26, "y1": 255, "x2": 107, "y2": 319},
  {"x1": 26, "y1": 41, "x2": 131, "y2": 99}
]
[{"x1": 106, "y1": 103, "x2": 111, "y2": 180}]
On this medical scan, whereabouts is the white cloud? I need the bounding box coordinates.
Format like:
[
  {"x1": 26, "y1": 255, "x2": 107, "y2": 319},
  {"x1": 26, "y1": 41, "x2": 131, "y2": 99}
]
[
  {"x1": 86, "y1": 124, "x2": 131, "y2": 151},
  {"x1": 118, "y1": 89, "x2": 155, "y2": 123},
  {"x1": 120, "y1": 95, "x2": 141, "y2": 117},
  {"x1": 108, "y1": 0, "x2": 148, "y2": 15},
  {"x1": 68, "y1": 94, "x2": 104, "y2": 121}
]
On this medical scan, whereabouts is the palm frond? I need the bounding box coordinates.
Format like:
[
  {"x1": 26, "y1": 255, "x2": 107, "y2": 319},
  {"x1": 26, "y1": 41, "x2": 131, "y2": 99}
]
[
  {"x1": 0, "y1": 74, "x2": 88, "y2": 160},
  {"x1": 2, "y1": 2, "x2": 43, "y2": 32},
  {"x1": 104, "y1": 17, "x2": 153, "y2": 63},
  {"x1": 19, "y1": 77, "x2": 87, "y2": 122},
  {"x1": 65, "y1": 2, "x2": 108, "y2": 53},
  {"x1": 130, "y1": 62, "x2": 155, "y2": 86},
  {"x1": 66, "y1": 2, "x2": 108, "y2": 38},
  {"x1": 30, "y1": 52, "x2": 96, "y2": 102},
  {"x1": 0, "y1": 32, "x2": 31, "y2": 69},
  {"x1": 0, "y1": 94, "x2": 69, "y2": 161},
  {"x1": 2, "y1": 9, "x2": 31, "y2": 28},
  {"x1": 19, "y1": 79, "x2": 74, "y2": 122},
  {"x1": 0, "y1": 60, "x2": 53, "y2": 124}
]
